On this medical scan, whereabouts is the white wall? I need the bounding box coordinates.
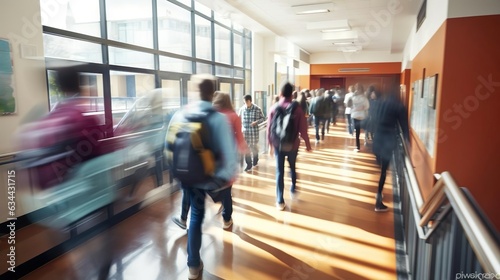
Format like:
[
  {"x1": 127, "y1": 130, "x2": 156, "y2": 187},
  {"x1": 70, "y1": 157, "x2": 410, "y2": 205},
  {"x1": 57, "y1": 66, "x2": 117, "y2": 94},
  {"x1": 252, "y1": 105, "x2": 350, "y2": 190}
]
[
  {"x1": 448, "y1": 0, "x2": 500, "y2": 18},
  {"x1": 0, "y1": 0, "x2": 48, "y2": 154},
  {"x1": 401, "y1": 0, "x2": 449, "y2": 71}
]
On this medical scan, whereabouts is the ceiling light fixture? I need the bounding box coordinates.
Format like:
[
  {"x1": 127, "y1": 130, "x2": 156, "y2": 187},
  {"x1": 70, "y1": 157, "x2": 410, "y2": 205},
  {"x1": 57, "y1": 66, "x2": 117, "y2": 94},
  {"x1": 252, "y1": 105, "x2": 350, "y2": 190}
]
[
  {"x1": 332, "y1": 41, "x2": 355, "y2": 46},
  {"x1": 292, "y1": 2, "x2": 333, "y2": 15},
  {"x1": 307, "y1": 19, "x2": 351, "y2": 32},
  {"x1": 322, "y1": 30, "x2": 358, "y2": 41}
]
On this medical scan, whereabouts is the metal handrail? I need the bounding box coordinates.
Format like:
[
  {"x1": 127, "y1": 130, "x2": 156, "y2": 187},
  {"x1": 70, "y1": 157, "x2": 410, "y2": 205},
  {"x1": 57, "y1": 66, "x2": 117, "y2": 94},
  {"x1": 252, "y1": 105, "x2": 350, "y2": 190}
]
[
  {"x1": 399, "y1": 124, "x2": 500, "y2": 275},
  {"x1": 440, "y1": 172, "x2": 500, "y2": 274}
]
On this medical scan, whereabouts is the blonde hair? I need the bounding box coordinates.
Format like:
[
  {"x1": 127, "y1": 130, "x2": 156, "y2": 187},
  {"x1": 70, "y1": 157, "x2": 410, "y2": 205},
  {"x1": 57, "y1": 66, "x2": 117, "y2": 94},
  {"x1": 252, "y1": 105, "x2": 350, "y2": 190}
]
[{"x1": 213, "y1": 91, "x2": 234, "y2": 111}]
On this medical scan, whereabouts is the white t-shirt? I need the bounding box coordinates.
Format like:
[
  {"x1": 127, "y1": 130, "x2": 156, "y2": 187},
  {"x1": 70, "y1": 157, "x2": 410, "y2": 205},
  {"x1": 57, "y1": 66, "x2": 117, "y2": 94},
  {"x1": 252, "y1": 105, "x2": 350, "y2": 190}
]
[{"x1": 344, "y1": 92, "x2": 354, "y2": 114}]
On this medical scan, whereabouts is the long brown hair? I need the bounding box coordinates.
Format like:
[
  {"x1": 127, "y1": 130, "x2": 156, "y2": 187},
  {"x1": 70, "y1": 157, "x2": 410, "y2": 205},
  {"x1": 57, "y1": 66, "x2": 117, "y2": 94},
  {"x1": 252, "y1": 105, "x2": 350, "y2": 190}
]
[{"x1": 213, "y1": 91, "x2": 234, "y2": 111}]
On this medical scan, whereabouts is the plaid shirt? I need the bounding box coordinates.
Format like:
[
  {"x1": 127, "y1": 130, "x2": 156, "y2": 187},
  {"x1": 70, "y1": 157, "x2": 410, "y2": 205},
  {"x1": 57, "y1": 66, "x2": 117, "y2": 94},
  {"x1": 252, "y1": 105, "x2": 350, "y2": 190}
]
[{"x1": 238, "y1": 104, "x2": 265, "y2": 145}]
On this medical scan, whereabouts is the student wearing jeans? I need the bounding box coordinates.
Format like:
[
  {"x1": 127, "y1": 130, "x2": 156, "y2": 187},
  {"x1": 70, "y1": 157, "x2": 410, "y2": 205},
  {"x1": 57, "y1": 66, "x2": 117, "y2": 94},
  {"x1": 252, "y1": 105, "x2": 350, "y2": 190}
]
[
  {"x1": 267, "y1": 82, "x2": 312, "y2": 211},
  {"x1": 166, "y1": 74, "x2": 237, "y2": 279}
]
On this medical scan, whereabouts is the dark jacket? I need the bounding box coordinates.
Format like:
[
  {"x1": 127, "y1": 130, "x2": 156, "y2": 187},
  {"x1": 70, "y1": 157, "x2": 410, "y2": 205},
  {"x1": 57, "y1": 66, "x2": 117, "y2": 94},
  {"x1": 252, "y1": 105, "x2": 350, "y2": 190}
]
[{"x1": 372, "y1": 95, "x2": 409, "y2": 161}]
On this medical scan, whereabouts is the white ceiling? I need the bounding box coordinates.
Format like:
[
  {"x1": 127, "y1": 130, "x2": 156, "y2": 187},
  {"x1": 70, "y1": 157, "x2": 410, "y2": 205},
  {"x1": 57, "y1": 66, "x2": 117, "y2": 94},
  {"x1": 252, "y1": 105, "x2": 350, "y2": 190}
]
[{"x1": 198, "y1": 0, "x2": 423, "y2": 56}]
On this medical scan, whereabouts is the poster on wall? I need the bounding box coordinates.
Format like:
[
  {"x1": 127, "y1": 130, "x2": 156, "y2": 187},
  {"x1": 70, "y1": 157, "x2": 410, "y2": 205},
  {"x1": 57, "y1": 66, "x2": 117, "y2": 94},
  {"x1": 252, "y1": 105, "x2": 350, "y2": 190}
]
[
  {"x1": 0, "y1": 38, "x2": 16, "y2": 115},
  {"x1": 409, "y1": 76, "x2": 438, "y2": 158}
]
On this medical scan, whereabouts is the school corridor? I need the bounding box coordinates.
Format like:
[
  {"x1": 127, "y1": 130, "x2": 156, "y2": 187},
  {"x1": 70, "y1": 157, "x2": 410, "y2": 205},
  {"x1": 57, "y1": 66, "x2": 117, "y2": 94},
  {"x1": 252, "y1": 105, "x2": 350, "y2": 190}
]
[{"x1": 18, "y1": 119, "x2": 402, "y2": 280}]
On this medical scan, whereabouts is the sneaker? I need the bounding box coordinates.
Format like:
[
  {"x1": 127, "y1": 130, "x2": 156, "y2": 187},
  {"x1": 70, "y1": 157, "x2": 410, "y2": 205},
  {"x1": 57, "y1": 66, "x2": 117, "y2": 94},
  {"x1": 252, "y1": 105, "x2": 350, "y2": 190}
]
[
  {"x1": 223, "y1": 218, "x2": 233, "y2": 229},
  {"x1": 172, "y1": 217, "x2": 187, "y2": 230},
  {"x1": 315, "y1": 139, "x2": 320, "y2": 144},
  {"x1": 290, "y1": 190, "x2": 298, "y2": 200},
  {"x1": 188, "y1": 261, "x2": 204, "y2": 279},
  {"x1": 354, "y1": 148, "x2": 360, "y2": 152},
  {"x1": 244, "y1": 165, "x2": 252, "y2": 172},
  {"x1": 276, "y1": 203, "x2": 286, "y2": 211},
  {"x1": 375, "y1": 203, "x2": 389, "y2": 212}
]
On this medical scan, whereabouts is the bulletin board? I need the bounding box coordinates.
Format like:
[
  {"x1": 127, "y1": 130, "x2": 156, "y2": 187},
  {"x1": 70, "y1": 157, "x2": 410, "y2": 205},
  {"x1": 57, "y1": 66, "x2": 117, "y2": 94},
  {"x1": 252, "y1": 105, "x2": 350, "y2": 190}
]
[{"x1": 410, "y1": 75, "x2": 438, "y2": 157}]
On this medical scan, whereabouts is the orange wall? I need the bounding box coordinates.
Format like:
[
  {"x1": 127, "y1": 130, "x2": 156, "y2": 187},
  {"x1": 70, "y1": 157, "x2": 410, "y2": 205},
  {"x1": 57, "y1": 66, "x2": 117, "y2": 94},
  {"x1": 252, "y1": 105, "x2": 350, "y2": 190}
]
[
  {"x1": 436, "y1": 15, "x2": 500, "y2": 231},
  {"x1": 309, "y1": 62, "x2": 402, "y2": 91},
  {"x1": 409, "y1": 21, "x2": 447, "y2": 199}
]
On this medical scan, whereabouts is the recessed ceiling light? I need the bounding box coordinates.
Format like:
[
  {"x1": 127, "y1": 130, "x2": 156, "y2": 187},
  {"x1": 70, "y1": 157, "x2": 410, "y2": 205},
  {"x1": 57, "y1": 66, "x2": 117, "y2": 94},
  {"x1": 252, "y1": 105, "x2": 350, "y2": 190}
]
[
  {"x1": 307, "y1": 19, "x2": 351, "y2": 32},
  {"x1": 322, "y1": 30, "x2": 358, "y2": 41},
  {"x1": 292, "y1": 2, "x2": 333, "y2": 15}
]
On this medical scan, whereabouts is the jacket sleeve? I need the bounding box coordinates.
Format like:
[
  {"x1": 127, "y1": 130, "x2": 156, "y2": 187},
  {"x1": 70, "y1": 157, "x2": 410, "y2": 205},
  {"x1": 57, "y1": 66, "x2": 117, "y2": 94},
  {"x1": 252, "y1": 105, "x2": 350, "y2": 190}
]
[
  {"x1": 232, "y1": 114, "x2": 248, "y2": 154},
  {"x1": 266, "y1": 106, "x2": 274, "y2": 145},
  {"x1": 211, "y1": 113, "x2": 238, "y2": 182},
  {"x1": 296, "y1": 106, "x2": 312, "y2": 150}
]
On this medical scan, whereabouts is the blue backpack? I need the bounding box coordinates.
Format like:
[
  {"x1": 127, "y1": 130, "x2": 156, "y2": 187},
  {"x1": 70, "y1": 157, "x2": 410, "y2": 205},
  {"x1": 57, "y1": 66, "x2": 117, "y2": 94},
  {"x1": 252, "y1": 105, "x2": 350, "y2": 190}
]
[{"x1": 168, "y1": 109, "x2": 216, "y2": 185}]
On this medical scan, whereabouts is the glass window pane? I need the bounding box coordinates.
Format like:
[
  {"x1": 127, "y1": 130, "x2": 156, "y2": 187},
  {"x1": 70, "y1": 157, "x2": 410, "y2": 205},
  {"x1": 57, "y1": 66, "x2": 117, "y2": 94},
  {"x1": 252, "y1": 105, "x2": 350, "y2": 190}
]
[
  {"x1": 194, "y1": 1, "x2": 211, "y2": 17},
  {"x1": 245, "y1": 37, "x2": 251, "y2": 69},
  {"x1": 219, "y1": 82, "x2": 231, "y2": 94},
  {"x1": 109, "y1": 71, "x2": 155, "y2": 127},
  {"x1": 40, "y1": 0, "x2": 101, "y2": 37},
  {"x1": 215, "y1": 24, "x2": 231, "y2": 64},
  {"x1": 48, "y1": 71, "x2": 105, "y2": 124},
  {"x1": 233, "y1": 83, "x2": 244, "y2": 110},
  {"x1": 108, "y1": 47, "x2": 154, "y2": 69},
  {"x1": 195, "y1": 15, "x2": 212, "y2": 60},
  {"x1": 43, "y1": 34, "x2": 102, "y2": 63},
  {"x1": 157, "y1": 1, "x2": 192, "y2": 56},
  {"x1": 234, "y1": 69, "x2": 244, "y2": 79},
  {"x1": 187, "y1": 80, "x2": 199, "y2": 104},
  {"x1": 160, "y1": 56, "x2": 193, "y2": 74},
  {"x1": 215, "y1": 66, "x2": 231, "y2": 78},
  {"x1": 106, "y1": 0, "x2": 153, "y2": 48},
  {"x1": 196, "y1": 62, "x2": 212, "y2": 74},
  {"x1": 245, "y1": 70, "x2": 251, "y2": 95},
  {"x1": 234, "y1": 33, "x2": 243, "y2": 67},
  {"x1": 160, "y1": 79, "x2": 181, "y2": 111}
]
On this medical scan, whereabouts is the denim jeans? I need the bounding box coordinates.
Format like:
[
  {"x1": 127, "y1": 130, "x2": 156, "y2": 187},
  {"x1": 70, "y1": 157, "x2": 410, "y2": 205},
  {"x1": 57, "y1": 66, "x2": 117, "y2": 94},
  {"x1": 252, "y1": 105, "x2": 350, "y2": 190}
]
[
  {"x1": 187, "y1": 188, "x2": 206, "y2": 268},
  {"x1": 220, "y1": 187, "x2": 233, "y2": 222},
  {"x1": 353, "y1": 119, "x2": 362, "y2": 149},
  {"x1": 274, "y1": 149, "x2": 298, "y2": 204},
  {"x1": 180, "y1": 187, "x2": 190, "y2": 221},
  {"x1": 245, "y1": 143, "x2": 259, "y2": 167},
  {"x1": 346, "y1": 114, "x2": 353, "y2": 135},
  {"x1": 314, "y1": 116, "x2": 327, "y2": 140}
]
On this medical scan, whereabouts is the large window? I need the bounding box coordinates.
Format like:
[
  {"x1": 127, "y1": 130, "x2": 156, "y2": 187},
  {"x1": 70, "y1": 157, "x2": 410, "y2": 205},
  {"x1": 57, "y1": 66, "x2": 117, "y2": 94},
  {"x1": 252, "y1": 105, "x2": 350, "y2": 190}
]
[
  {"x1": 106, "y1": 0, "x2": 153, "y2": 49},
  {"x1": 41, "y1": 0, "x2": 252, "y2": 127},
  {"x1": 157, "y1": 1, "x2": 192, "y2": 57},
  {"x1": 40, "y1": 0, "x2": 101, "y2": 37},
  {"x1": 195, "y1": 15, "x2": 212, "y2": 60},
  {"x1": 233, "y1": 34, "x2": 244, "y2": 67},
  {"x1": 215, "y1": 24, "x2": 231, "y2": 64}
]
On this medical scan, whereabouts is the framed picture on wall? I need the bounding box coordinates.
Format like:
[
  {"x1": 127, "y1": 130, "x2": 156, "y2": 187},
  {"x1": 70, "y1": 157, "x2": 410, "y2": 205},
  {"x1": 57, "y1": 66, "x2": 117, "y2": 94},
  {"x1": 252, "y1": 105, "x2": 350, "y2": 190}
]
[
  {"x1": 0, "y1": 38, "x2": 16, "y2": 115},
  {"x1": 428, "y1": 74, "x2": 438, "y2": 109}
]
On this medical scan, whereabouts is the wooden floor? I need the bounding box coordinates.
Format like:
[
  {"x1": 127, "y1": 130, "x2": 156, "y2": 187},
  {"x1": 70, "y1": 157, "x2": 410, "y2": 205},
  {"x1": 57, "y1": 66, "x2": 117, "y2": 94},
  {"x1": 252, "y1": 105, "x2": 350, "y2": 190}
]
[{"x1": 21, "y1": 120, "x2": 397, "y2": 280}]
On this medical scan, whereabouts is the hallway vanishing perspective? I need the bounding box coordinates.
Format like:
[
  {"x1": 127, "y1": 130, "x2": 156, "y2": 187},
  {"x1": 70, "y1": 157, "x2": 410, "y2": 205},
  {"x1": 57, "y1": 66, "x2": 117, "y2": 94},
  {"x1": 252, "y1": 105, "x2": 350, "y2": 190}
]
[{"x1": 21, "y1": 121, "x2": 399, "y2": 280}]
